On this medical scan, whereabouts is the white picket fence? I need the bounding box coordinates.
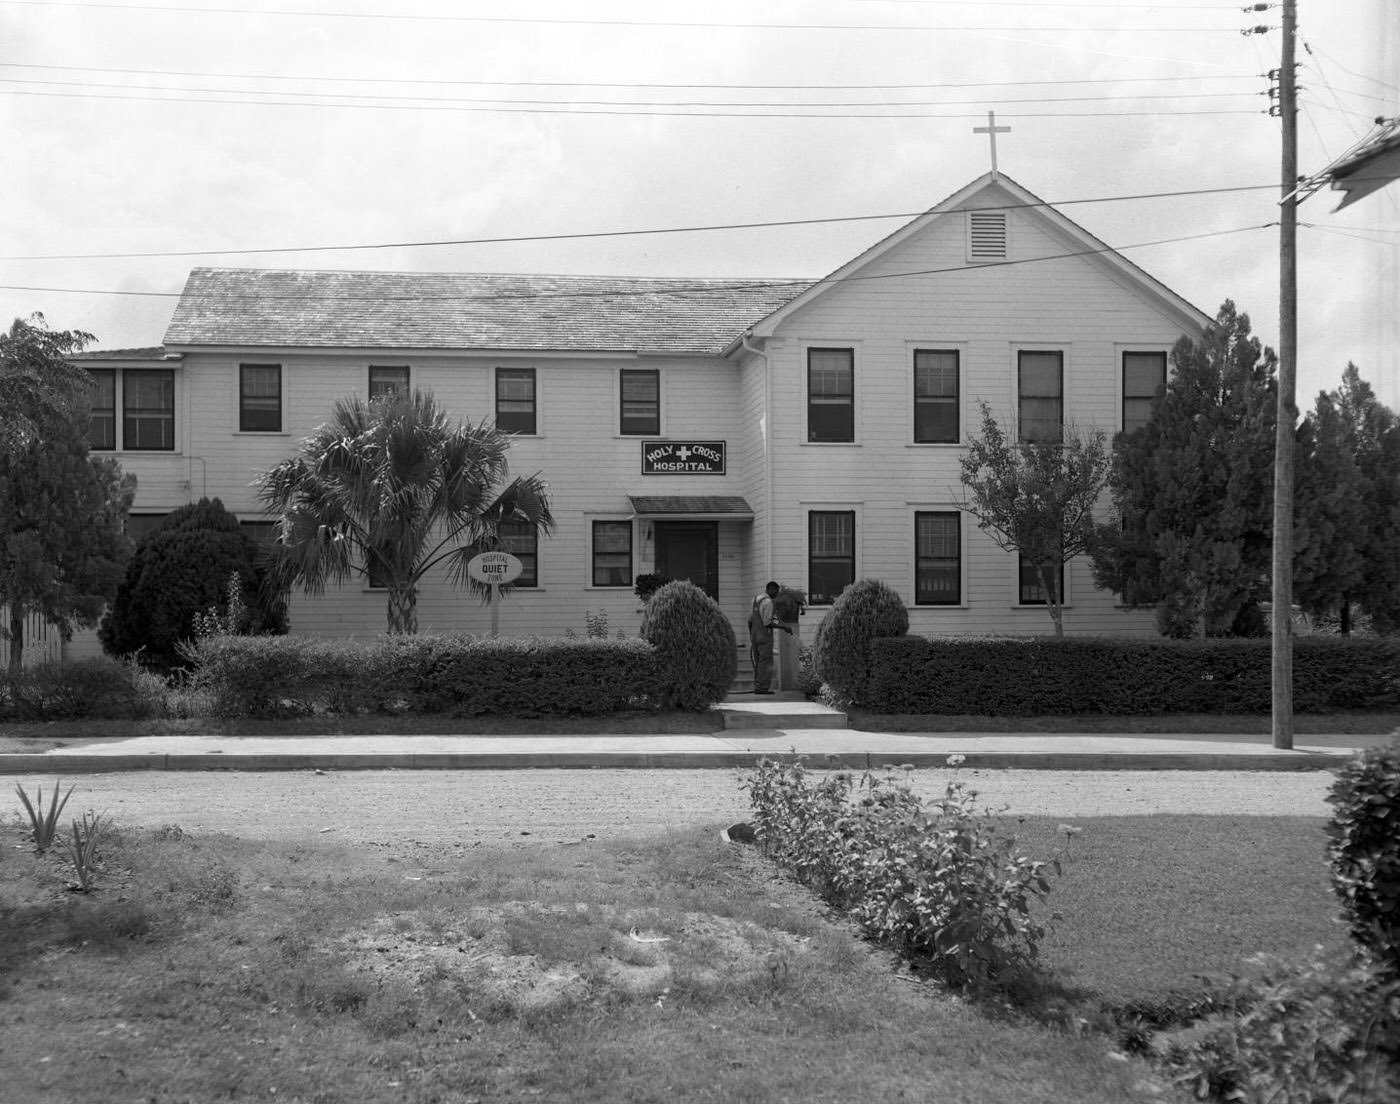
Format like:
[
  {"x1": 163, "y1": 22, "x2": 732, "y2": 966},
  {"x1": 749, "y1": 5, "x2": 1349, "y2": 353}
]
[{"x1": 0, "y1": 607, "x2": 62, "y2": 669}]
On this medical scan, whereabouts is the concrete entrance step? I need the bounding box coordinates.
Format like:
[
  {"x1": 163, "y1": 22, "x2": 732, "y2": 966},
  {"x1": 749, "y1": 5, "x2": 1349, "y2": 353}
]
[{"x1": 717, "y1": 692, "x2": 849, "y2": 730}]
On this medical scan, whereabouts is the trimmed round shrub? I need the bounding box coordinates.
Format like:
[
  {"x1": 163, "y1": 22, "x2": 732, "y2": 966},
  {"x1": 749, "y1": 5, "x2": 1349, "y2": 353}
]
[
  {"x1": 1327, "y1": 737, "x2": 1400, "y2": 980},
  {"x1": 812, "y1": 577, "x2": 908, "y2": 707},
  {"x1": 639, "y1": 580, "x2": 737, "y2": 711},
  {"x1": 100, "y1": 497, "x2": 287, "y2": 673}
]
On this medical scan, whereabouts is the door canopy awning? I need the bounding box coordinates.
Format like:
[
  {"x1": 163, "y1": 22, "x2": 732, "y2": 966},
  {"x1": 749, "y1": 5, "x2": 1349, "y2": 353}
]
[{"x1": 628, "y1": 495, "x2": 754, "y2": 521}]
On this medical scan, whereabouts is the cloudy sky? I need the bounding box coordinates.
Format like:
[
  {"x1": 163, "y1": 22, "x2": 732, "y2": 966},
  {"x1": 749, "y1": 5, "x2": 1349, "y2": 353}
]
[{"x1": 2, "y1": 0, "x2": 1396, "y2": 409}]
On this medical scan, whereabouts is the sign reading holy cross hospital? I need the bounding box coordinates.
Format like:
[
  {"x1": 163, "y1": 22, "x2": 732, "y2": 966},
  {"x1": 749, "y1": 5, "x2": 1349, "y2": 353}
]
[{"x1": 641, "y1": 441, "x2": 726, "y2": 475}]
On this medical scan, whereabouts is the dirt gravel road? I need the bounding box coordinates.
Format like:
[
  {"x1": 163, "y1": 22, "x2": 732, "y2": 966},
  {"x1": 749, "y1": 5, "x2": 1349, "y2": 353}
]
[{"x1": 7, "y1": 767, "x2": 1340, "y2": 850}]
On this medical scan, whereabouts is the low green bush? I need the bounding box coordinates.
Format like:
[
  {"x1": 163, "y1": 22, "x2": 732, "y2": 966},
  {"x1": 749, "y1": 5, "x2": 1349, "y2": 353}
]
[
  {"x1": 812, "y1": 578, "x2": 908, "y2": 707},
  {"x1": 0, "y1": 657, "x2": 166, "y2": 721},
  {"x1": 1328, "y1": 738, "x2": 1400, "y2": 981},
  {"x1": 744, "y1": 757, "x2": 1063, "y2": 999},
  {"x1": 640, "y1": 580, "x2": 737, "y2": 711},
  {"x1": 864, "y1": 635, "x2": 1400, "y2": 715},
  {"x1": 1160, "y1": 950, "x2": 1400, "y2": 1104},
  {"x1": 188, "y1": 633, "x2": 662, "y2": 718}
]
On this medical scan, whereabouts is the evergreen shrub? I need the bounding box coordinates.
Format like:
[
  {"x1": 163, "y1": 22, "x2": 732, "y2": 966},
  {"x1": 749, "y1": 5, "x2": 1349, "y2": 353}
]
[
  {"x1": 639, "y1": 580, "x2": 737, "y2": 711},
  {"x1": 812, "y1": 578, "x2": 908, "y2": 706},
  {"x1": 1328, "y1": 737, "x2": 1400, "y2": 980},
  {"x1": 0, "y1": 658, "x2": 165, "y2": 721},
  {"x1": 863, "y1": 635, "x2": 1400, "y2": 715},
  {"x1": 188, "y1": 633, "x2": 660, "y2": 718},
  {"x1": 100, "y1": 498, "x2": 287, "y2": 673}
]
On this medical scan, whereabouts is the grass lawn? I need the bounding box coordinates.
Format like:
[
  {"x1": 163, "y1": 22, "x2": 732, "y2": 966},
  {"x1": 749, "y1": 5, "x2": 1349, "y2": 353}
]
[{"x1": 0, "y1": 803, "x2": 1345, "y2": 1104}]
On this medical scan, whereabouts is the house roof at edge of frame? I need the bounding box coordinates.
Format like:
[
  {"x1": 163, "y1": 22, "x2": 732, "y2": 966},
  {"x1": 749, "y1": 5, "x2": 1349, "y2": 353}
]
[{"x1": 727, "y1": 171, "x2": 1214, "y2": 352}]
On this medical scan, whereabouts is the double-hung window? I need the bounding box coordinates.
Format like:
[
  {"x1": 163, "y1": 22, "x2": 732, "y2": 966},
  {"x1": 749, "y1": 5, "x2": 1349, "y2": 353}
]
[
  {"x1": 913, "y1": 350, "x2": 959, "y2": 443},
  {"x1": 808, "y1": 511, "x2": 855, "y2": 605},
  {"x1": 1122, "y1": 351, "x2": 1167, "y2": 436},
  {"x1": 807, "y1": 348, "x2": 854, "y2": 442},
  {"x1": 498, "y1": 519, "x2": 538, "y2": 586},
  {"x1": 496, "y1": 368, "x2": 537, "y2": 435},
  {"x1": 1017, "y1": 351, "x2": 1063, "y2": 444},
  {"x1": 619, "y1": 370, "x2": 659, "y2": 436},
  {"x1": 1018, "y1": 553, "x2": 1064, "y2": 606},
  {"x1": 122, "y1": 370, "x2": 175, "y2": 451},
  {"x1": 87, "y1": 369, "x2": 116, "y2": 450},
  {"x1": 592, "y1": 521, "x2": 632, "y2": 587},
  {"x1": 240, "y1": 364, "x2": 282, "y2": 432},
  {"x1": 369, "y1": 365, "x2": 409, "y2": 402},
  {"x1": 915, "y1": 512, "x2": 961, "y2": 605}
]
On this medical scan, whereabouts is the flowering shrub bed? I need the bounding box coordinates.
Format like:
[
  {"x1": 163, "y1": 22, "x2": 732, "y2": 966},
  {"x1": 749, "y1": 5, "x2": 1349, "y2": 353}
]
[{"x1": 743, "y1": 757, "x2": 1065, "y2": 998}]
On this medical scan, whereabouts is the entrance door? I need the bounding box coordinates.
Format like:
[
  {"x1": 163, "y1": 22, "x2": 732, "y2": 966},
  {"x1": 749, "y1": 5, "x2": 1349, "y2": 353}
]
[{"x1": 654, "y1": 521, "x2": 719, "y2": 600}]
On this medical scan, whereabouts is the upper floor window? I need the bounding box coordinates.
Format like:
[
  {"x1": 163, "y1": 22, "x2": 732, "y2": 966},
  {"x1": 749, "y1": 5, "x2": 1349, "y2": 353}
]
[
  {"x1": 123, "y1": 370, "x2": 175, "y2": 451},
  {"x1": 915, "y1": 512, "x2": 961, "y2": 605},
  {"x1": 369, "y1": 365, "x2": 409, "y2": 402},
  {"x1": 592, "y1": 520, "x2": 633, "y2": 586},
  {"x1": 619, "y1": 369, "x2": 659, "y2": 436},
  {"x1": 1018, "y1": 552, "x2": 1064, "y2": 606},
  {"x1": 1122, "y1": 351, "x2": 1167, "y2": 436},
  {"x1": 808, "y1": 510, "x2": 855, "y2": 605},
  {"x1": 913, "y1": 349, "x2": 959, "y2": 443},
  {"x1": 87, "y1": 369, "x2": 116, "y2": 451},
  {"x1": 1018, "y1": 350, "x2": 1063, "y2": 444},
  {"x1": 498, "y1": 519, "x2": 539, "y2": 586},
  {"x1": 240, "y1": 364, "x2": 282, "y2": 432},
  {"x1": 496, "y1": 368, "x2": 537, "y2": 435},
  {"x1": 808, "y1": 347, "x2": 854, "y2": 443}
]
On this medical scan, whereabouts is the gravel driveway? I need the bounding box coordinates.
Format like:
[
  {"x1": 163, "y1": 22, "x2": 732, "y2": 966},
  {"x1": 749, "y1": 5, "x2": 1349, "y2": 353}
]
[{"x1": 8, "y1": 767, "x2": 1341, "y2": 850}]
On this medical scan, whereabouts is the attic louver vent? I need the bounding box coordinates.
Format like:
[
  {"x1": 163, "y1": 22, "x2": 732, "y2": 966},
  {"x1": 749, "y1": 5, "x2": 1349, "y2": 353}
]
[{"x1": 967, "y1": 211, "x2": 1008, "y2": 261}]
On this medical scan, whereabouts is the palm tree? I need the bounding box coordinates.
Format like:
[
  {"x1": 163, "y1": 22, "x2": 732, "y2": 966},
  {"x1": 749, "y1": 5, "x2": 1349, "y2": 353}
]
[{"x1": 256, "y1": 389, "x2": 553, "y2": 634}]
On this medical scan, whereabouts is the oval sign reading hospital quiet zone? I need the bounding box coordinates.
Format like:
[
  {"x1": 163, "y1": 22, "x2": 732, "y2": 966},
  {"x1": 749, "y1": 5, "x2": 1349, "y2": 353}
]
[{"x1": 466, "y1": 551, "x2": 524, "y2": 585}]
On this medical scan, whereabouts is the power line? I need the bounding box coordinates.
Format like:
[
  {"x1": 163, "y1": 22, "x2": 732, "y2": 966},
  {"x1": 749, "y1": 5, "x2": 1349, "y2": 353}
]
[
  {"x1": 0, "y1": 86, "x2": 1263, "y2": 119},
  {"x1": 0, "y1": 222, "x2": 1273, "y2": 302},
  {"x1": 1, "y1": 1, "x2": 1241, "y2": 32},
  {"x1": 0, "y1": 76, "x2": 1266, "y2": 109},
  {"x1": 0, "y1": 60, "x2": 1264, "y2": 92},
  {"x1": 0, "y1": 183, "x2": 1280, "y2": 262}
]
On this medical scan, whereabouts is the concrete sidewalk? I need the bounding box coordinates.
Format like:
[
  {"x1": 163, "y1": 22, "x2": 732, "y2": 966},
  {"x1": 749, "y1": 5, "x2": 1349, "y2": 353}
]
[{"x1": 0, "y1": 694, "x2": 1392, "y2": 773}]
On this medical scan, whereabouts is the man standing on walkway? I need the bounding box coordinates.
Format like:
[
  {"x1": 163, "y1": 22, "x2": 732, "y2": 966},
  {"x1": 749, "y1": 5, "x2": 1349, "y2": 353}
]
[{"x1": 748, "y1": 580, "x2": 791, "y2": 694}]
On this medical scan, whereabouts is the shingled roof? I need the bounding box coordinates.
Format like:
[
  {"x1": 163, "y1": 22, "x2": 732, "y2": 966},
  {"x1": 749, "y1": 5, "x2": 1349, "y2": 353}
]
[{"x1": 162, "y1": 268, "x2": 811, "y2": 356}]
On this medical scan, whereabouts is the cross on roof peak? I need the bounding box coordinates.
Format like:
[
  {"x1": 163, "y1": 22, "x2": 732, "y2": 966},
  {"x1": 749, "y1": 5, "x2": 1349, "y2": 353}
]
[{"x1": 973, "y1": 110, "x2": 1011, "y2": 179}]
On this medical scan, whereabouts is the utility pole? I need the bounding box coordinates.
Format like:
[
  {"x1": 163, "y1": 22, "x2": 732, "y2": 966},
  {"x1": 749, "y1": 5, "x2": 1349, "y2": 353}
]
[{"x1": 1271, "y1": 0, "x2": 1298, "y2": 749}]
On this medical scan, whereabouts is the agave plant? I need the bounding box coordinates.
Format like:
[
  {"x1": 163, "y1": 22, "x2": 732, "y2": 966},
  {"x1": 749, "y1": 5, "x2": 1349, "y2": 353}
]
[
  {"x1": 15, "y1": 780, "x2": 73, "y2": 853},
  {"x1": 65, "y1": 810, "x2": 107, "y2": 892}
]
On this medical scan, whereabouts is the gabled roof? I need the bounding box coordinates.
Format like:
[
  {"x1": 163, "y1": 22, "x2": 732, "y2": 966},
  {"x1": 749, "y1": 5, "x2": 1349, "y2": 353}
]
[
  {"x1": 163, "y1": 268, "x2": 810, "y2": 356},
  {"x1": 731, "y1": 171, "x2": 1211, "y2": 349}
]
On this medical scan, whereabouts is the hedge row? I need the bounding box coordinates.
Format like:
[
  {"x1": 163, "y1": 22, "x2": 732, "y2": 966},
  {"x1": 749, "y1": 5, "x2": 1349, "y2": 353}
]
[
  {"x1": 863, "y1": 635, "x2": 1400, "y2": 715},
  {"x1": 191, "y1": 634, "x2": 663, "y2": 718},
  {"x1": 0, "y1": 658, "x2": 168, "y2": 721}
]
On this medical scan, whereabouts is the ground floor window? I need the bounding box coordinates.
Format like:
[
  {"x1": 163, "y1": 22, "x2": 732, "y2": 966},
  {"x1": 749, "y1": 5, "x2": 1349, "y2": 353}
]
[
  {"x1": 498, "y1": 519, "x2": 538, "y2": 586},
  {"x1": 915, "y1": 512, "x2": 961, "y2": 605},
  {"x1": 592, "y1": 520, "x2": 632, "y2": 587},
  {"x1": 1018, "y1": 553, "x2": 1064, "y2": 605},
  {"x1": 808, "y1": 510, "x2": 855, "y2": 605}
]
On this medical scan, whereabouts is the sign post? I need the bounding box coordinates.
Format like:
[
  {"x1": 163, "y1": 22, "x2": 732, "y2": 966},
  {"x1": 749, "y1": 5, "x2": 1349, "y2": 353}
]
[{"x1": 465, "y1": 551, "x2": 524, "y2": 638}]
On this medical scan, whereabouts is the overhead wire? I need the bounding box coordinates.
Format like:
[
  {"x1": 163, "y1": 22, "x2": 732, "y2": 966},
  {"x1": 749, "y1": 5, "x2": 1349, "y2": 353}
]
[
  {"x1": 0, "y1": 222, "x2": 1274, "y2": 302},
  {"x1": 0, "y1": 183, "x2": 1281, "y2": 262}
]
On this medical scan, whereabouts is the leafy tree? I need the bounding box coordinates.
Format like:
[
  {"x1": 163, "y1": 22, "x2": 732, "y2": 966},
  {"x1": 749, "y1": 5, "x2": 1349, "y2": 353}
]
[
  {"x1": 1329, "y1": 364, "x2": 1400, "y2": 633},
  {"x1": 99, "y1": 497, "x2": 288, "y2": 672},
  {"x1": 0, "y1": 314, "x2": 97, "y2": 458},
  {"x1": 1294, "y1": 389, "x2": 1368, "y2": 632},
  {"x1": 256, "y1": 389, "x2": 554, "y2": 634},
  {"x1": 1092, "y1": 301, "x2": 1277, "y2": 637},
  {"x1": 957, "y1": 402, "x2": 1111, "y2": 637},
  {"x1": 0, "y1": 317, "x2": 135, "y2": 671}
]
